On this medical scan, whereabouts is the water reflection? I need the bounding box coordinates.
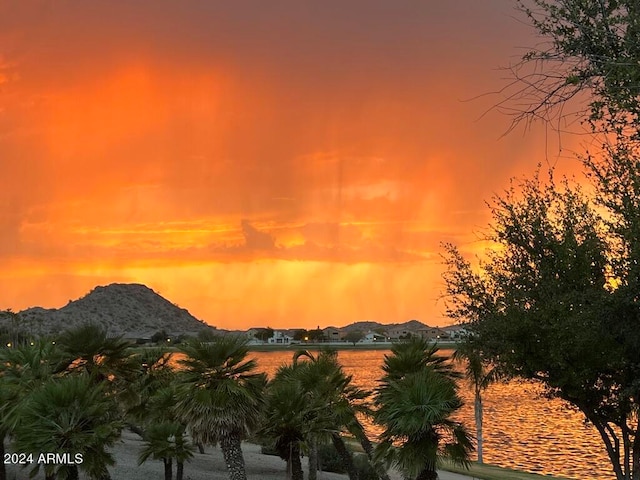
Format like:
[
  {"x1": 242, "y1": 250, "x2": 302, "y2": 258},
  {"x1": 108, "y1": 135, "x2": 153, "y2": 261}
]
[{"x1": 250, "y1": 349, "x2": 613, "y2": 480}]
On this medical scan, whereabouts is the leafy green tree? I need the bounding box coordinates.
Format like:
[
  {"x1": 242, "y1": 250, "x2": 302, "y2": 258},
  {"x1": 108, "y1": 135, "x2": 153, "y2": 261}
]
[
  {"x1": 344, "y1": 330, "x2": 365, "y2": 346},
  {"x1": 507, "y1": 0, "x2": 640, "y2": 335},
  {"x1": 441, "y1": 171, "x2": 640, "y2": 479},
  {"x1": 0, "y1": 310, "x2": 26, "y2": 348},
  {"x1": 308, "y1": 328, "x2": 324, "y2": 342},
  {"x1": 292, "y1": 329, "x2": 308, "y2": 341},
  {"x1": 196, "y1": 328, "x2": 219, "y2": 342},
  {"x1": 151, "y1": 330, "x2": 170, "y2": 344},
  {"x1": 175, "y1": 336, "x2": 266, "y2": 480},
  {"x1": 502, "y1": 0, "x2": 640, "y2": 305},
  {"x1": 502, "y1": 0, "x2": 640, "y2": 140},
  {"x1": 254, "y1": 327, "x2": 274, "y2": 342},
  {"x1": 12, "y1": 374, "x2": 122, "y2": 480},
  {"x1": 373, "y1": 338, "x2": 472, "y2": 480}
]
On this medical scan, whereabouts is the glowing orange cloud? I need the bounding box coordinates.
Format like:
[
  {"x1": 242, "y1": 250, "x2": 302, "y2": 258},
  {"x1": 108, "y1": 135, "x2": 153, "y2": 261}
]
[{"x1": 0, "y1": 2, "x2": 591, "y2": 329}]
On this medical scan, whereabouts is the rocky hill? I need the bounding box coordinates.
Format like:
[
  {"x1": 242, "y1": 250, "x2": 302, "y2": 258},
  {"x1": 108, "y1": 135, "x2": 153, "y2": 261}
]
[
  {"x1": 339, "y1": 319, "x2": 429, "y2": 333},
  {"x1": 6, "y1": 283, "x2": 215, "y2": 339}
]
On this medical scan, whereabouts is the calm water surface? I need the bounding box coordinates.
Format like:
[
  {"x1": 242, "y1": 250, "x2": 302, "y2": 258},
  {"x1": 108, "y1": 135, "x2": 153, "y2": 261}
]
[{"x1": 250, "y1": 349, "x2": 613, "y2": 480}]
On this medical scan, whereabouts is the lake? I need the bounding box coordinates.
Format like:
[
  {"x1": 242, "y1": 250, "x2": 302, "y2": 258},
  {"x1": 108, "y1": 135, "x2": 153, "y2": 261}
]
[{"x1": 250, "y1": 349, "x2": 613, "y2": 480}]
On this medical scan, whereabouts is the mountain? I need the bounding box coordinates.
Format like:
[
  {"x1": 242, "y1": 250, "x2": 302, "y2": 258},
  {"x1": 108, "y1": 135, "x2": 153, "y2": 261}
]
[
  {"x1": 8, "y1": 283, "x2": 215, "y2": 339},
  {"x1": 395, "y1": 319, "x2": 430, "y2": 330},
  {"x1": 339, "y1": 319, "x2": 429, "y2": 333}
]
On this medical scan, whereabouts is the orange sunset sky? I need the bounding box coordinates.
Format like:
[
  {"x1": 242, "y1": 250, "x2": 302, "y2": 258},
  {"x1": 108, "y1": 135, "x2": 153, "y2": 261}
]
[{"x1": 0, "y1": 1, "x2": 586, "y2": 330}]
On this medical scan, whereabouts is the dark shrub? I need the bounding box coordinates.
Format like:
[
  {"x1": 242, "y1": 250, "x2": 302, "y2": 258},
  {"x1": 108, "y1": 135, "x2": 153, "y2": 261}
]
[
  {"x1": 317, "y1": 443, "x2": 346, "y2": 473},
  {"x1": 353, "y1": 454, "x2": 380, "y2": 480},
  {"x1": 260, "y1": 443, "x2": 279, "y2": 456}
]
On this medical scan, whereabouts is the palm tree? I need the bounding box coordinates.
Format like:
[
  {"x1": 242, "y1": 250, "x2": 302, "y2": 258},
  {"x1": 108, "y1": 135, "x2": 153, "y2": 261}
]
[
  {"x1": 0, "y1": 392, "x2": 7, "y2": 480},
  {"x1": 287, "y1": 349, "x2": 388, "y2": 480},
  {"x1": 380, "y1": 338, "x2": 459, "y2": 383},
  {"x1": 452, "y1": 342, "x2": 499, "y2": 464},
  {"x1": 138, "y1": 421, "x2": 193, "y2": 480},
  {"x1": 11, "y1": 373, "x2": 123, "y2": 480},
  {"x1": 125, "y1": 348, "x2": 176, "y2": 436},
  {"x1": 260, "y1": 371, "x2": 312, "y2": 480},
  {"x1": 55, "y1": 323, "x2": 137, "y2": 388},
  {"x1": 296, "y1": 350, "x2": 362, "y2": 480},
  {"x1": 175, "y1": 336, "x2": 266, "y2": 480},
  {"x1": 129, "y1": 358, "x2": 195, "y2": 480},
  {"x1": 0, "y1": 341, "x2": 58, "y2": 480},
  {"x1": 374, "y1": 338, "x2": 473, "y2": 480}
]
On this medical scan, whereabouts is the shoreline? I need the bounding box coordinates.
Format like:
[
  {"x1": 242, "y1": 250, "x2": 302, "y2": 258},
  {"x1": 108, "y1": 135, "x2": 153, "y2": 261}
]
[
  {"x1": 247, "y1": 341, "x2": 460, "y2": 352},
  {"x1": 133, "y1": 341, "x2": 460, "y2": 354}
]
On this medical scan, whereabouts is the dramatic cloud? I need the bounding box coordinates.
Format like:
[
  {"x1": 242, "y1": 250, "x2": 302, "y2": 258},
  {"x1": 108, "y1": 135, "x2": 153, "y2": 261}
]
[{"x1": 0, "y1": 1, "x2": 586, "y2": 328}]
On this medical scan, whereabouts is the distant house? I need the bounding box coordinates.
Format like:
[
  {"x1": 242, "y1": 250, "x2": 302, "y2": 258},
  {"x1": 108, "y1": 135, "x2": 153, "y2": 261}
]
[
  {"x1": 246, "y1": 328, "x2": 266, "y2": 345},
  {"x1": 363, "y1": 332, "x2": 386, "y2": 343},
  {"x1": 441, "y1": 324, "x2": 468, "y2": 340},
  {"x1": 123, "y1": 333, "x2": 153, "y2": 345},
  {"x1": 415, "y1": 327, "x2": 448, "y2": 341},
  {"x1": 267, "y1": 331, "x2": 293, "y2": 345},
  {"x1": 386, "y1": 327, "x2": 411, "y2": 340},
  {"x1": 323, "y1": 327, "x2": 342, "y2": 342}
]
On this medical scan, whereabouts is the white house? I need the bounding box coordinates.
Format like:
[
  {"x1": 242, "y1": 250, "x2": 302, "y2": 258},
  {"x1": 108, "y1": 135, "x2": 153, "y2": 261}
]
[
  {"x1": 363, "y1": 332, "x2": 387, "y2": 343},
  {"x1": 267, "y1": 330, "x2": 293, "y2": 345}
]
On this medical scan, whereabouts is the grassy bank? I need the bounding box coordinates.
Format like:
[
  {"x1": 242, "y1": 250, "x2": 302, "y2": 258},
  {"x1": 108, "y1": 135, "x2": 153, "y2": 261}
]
[
  {"x1": 440, "y1": 461, "x2": 571, "y2": 480},
  {"x1": 339, "y1": 438, "x2": 570, "y2": 480},
  {"x1": 262, "y1": 440, "x2": 569, "y2": 480},
  {"x1": 247, "y1": 341, "x2": 459, "y2": 352}
]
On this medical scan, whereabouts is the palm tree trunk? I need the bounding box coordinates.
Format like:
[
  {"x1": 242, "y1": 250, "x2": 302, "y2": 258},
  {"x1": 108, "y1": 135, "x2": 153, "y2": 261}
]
[
  {"x1": 357, "y1": 431, "x2": 391, "y2": 480},
  {"x1": 475, "y1": 392, "x2": 483, "y2": 464},
  {"x1": 285, "y1": 442, "x2": 304, "y2": 480},
  {"x1": 176, "y1": 460, "x2": 184, "y2": 480},
  {"x1": 163, "y1": 458, "x2": 173, "y2": 480},
  {"x1": 220, "y1": 433, "x2": 247, "y2": 480},
  {"x1": 68, "y1": 465, "x2": 79, "y2": 480},
  {"x1": 331, "y1": 432, "x2": 359, "y2": 480},
  {"x1": 0, "y1": 434, "x2": 6, "y2": 480},
  {"x1": 308, "y1": 439, "x2": 318, "y2": 480},
  {"x1": 196, "y1": 442, "x2": 205, "y2": 454},
  {"x1": 290, "y1": 443, "x2": 304, "y2": 480}
]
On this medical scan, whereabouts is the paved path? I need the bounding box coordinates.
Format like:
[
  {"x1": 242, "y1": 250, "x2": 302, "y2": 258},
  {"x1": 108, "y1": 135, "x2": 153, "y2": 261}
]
[
  {"x1": 6, "y1": 431, "x2": 477, "y2": 480},
  {"x1": 388, "y1": 467, "x2": 475, "y2": 480}
]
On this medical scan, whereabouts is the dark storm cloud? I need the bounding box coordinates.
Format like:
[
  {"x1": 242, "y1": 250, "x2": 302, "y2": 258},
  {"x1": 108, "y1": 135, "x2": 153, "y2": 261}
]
[{"x1": 0, "y1": 1, "x2": 524, "y2": 88}]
